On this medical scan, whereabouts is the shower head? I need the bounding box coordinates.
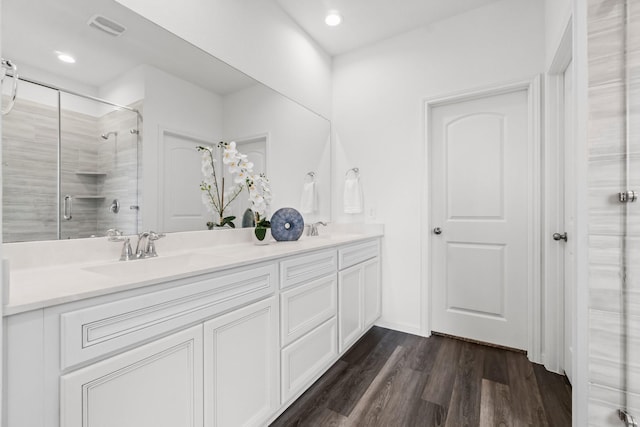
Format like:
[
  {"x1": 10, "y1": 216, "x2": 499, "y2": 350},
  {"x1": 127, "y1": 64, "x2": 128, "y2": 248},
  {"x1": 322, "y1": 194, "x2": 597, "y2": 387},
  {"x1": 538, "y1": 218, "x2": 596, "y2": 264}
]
[{"x1": 101, "y1": 131, "x2": 118, "y2": 140}]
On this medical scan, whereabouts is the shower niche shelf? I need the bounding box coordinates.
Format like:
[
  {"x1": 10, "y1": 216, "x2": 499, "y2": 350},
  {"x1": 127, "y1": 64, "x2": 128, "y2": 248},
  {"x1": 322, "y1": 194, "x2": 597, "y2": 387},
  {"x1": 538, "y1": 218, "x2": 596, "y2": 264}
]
[
  {"x1": 74, "y1": 171, "x2": 107, "y2": 176},
  {"x1": 74, "y1": 195, "x2": 106, "y2": 200}
]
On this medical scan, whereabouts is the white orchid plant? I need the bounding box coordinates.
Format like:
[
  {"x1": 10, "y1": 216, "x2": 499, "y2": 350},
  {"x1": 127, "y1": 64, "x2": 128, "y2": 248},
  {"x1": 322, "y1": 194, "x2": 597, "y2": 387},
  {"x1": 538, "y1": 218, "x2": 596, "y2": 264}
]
[{"x1": 197, "y1": 142, "x2": 272, "y2": 237}]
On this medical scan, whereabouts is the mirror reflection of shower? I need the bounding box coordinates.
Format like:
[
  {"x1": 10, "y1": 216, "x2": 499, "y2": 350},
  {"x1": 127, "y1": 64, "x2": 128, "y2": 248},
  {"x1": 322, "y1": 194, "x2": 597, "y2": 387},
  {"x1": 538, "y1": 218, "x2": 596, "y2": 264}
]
[{"x1": 1, "y1": 77, "x2": 141, "y2": 242}]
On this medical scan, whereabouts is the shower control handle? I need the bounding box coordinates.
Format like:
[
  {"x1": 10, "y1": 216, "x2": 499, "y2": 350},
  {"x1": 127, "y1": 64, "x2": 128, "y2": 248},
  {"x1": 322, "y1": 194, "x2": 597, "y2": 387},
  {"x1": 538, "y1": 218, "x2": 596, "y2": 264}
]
[
  {"x1": 553, "y1": 232, "x2": 567, "y2": 242},
  {"x1": 433, "y1": 227, "x2": 442, "y2": 235}
]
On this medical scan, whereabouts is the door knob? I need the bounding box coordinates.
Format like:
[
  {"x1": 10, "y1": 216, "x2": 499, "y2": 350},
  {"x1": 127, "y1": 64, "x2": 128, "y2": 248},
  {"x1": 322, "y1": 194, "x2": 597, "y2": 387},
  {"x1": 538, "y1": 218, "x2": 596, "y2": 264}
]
[
  {"x1": 433, "y1": 227, "x2": 442, "y2": 235},
  {"x1": 553, "y1": 232, "x2": 567, "y2": 242}
]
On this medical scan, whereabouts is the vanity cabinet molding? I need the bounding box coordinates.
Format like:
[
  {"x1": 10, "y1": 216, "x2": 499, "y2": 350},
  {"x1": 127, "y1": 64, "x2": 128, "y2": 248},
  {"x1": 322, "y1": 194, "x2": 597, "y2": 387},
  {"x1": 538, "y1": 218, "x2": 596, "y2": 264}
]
[
  {"x1": 60, "y1": 325, "x2": 203, "y2": 427},
  {"x1": 280, "y1": 249, "x2": 337, "y2": 290},
  {"x1": 338, "y1": 239, "x2": 379, "y2": 270},
  {"x1": 60, "y1": 262, "x2": 276, "y2": 370},
  {"x1": 203, "y1": 297, "x2": 279, "y2": 427}
]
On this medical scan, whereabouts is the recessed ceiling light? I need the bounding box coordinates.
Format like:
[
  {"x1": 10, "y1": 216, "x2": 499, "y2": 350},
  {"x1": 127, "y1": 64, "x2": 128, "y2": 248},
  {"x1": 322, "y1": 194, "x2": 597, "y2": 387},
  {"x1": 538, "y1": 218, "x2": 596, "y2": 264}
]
[
  {"x1": 56, "y1": 52, "x2": 76, "y2": 64},
  {"x1": 325, "y1": 11, "x2": 342, "y2": 27}
]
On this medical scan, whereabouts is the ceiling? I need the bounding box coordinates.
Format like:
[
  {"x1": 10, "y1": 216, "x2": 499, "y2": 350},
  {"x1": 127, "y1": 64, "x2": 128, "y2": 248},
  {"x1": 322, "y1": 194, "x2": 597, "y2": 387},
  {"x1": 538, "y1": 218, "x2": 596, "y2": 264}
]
[
  {"x1": 2, "y1": 0, "x2": 256, "y2": 94},
  {"x1": 275, "y1": 0, "x2": 503, "y2": 56}
]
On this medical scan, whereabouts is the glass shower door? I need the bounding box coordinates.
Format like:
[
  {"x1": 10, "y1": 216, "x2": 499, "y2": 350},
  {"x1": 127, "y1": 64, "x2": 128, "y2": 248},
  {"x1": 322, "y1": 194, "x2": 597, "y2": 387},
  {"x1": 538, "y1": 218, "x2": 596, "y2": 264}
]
[{"x1": 59, "y1": 92, "x2": 139, "y2": 239}]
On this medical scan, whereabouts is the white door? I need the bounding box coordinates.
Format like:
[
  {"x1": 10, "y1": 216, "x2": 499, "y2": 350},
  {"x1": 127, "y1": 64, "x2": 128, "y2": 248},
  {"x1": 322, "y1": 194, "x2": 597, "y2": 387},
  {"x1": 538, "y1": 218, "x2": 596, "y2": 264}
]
[
  {"x1": 562, "y1": 60, "x2": 575, "y2": 383},
  {"x1": 431, "y1": 89, "x2": 530, "y2": 350},
  {"x1": 161, "y1": 130, "x2": 214, "y2": 232},
  {"x1": 60, "y1": 326, "x2": 203, "y2": 427}
]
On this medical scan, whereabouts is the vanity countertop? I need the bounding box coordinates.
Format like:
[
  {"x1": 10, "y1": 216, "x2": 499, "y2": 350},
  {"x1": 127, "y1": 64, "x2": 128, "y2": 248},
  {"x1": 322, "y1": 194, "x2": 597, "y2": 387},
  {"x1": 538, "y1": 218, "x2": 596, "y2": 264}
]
[{"x1": 3, "y1": 225, "x2": 383, "y2": 316}]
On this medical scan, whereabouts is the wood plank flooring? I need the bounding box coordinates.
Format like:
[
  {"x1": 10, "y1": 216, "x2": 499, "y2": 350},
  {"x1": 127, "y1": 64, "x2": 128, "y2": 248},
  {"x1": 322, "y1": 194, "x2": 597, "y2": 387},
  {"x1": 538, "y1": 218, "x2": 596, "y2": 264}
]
[{"x1": 270, "y1": 327, "x2": 571, "y2": 427}]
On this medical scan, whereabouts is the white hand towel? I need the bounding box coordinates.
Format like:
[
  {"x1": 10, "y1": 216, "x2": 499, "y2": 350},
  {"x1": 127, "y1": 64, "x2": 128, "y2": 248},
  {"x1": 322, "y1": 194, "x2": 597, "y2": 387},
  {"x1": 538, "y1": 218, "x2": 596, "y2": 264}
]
[
  {"x1": 300, "y1": 181, "x2": 317, "y2": 214},
  {"x1": 343, "y1": 177, "x2": 363, "y2": 214}
]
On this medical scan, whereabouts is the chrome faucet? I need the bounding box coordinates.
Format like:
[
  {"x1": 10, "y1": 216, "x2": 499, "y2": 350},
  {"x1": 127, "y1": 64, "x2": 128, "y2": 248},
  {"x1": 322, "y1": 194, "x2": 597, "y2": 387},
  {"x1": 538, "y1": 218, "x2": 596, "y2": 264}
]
[
  {"x1": 108, "y1": 229, "x2": 165, "y2": 261},
  {"x1": 308, "y1": 221, "x2": 327, "y2": 236}
]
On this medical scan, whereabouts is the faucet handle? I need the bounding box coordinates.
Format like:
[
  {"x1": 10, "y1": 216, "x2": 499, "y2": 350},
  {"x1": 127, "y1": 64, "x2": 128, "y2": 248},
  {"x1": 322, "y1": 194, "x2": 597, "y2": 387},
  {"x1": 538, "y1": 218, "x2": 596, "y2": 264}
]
[
  {"x1": 146, "y1": 231, "x2": 166, "y2": 257},
  {"x1": 148, "y1": 231, "x2": 166, "y2": 240},
  {"x1": 106, "y1": 228, "x2": 124, "y2": 242}
]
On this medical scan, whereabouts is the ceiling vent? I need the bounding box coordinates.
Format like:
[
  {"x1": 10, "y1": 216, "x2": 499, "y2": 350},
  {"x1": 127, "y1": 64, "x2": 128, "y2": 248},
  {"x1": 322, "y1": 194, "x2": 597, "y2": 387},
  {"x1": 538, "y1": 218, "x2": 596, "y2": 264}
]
[{"x1": 87, "y1": 15, "x2": 126, "y2": 37}]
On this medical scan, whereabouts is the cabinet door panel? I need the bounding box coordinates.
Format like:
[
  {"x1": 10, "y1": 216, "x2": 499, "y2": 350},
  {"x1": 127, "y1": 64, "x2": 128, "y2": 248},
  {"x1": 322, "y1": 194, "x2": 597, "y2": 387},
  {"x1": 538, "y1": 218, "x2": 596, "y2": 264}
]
[
  {"x1": 363, "y1": 258, "x2": 381, "y2": 328},
  {"x1": 204, "y1": 297, "x2": 279, "y2": 427},
  {"x1": 281, "y1": 317, "x2": 337, "y2": 403},
  {"x1": 60, "y1": 325, "x2": 203, "y2": 427},
  {"x1": 338, "y1": 266, "x2": 363, "y2": 353},
  {"x1": 280, "y1": 274, "x2": 337, "y2": 346}
]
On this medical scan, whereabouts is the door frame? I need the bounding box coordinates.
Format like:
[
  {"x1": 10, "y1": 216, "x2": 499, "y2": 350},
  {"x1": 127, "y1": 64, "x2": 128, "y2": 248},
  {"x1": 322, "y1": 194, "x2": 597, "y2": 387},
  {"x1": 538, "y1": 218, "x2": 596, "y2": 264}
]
[
  {"x1": 544, "y1": 18, "x2": 574, "y2": 376},
  {"x1": 420, "y1": 77, "x2": 543, "y2": 363}
]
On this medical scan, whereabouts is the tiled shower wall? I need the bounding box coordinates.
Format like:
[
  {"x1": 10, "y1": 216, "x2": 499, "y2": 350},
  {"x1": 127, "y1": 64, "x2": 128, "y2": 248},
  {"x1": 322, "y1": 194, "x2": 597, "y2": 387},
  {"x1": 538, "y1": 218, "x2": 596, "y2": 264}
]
[
  {"x1": 587, "y1": 0, "x2": 640, "y2": 425},
  {"x1": 2, "y1": 95, "x2": 140, "y2": 242}
]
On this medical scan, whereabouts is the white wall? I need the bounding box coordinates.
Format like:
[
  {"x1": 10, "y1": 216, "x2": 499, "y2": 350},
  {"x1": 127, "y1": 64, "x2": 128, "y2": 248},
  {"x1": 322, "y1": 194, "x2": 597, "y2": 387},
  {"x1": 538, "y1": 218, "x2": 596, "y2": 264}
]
[
  {"x1": 545, "y1": 0, "x2": 572, "y2": 69},
  {"x1": 140, "y1": 66, "x2": 224, "y2": 231},
  {"x1": 332, "y1": 0, "x2": 545, "y2": 334},
  {"x1": 6, "y1": 63, "x2": 102, "y2": 116},
  {"x1": 114, "y1": 0, "x2": 332, "y2": 119},
  {"x1": 222, "y1": 84, "x2": 331, "y2": 223}
]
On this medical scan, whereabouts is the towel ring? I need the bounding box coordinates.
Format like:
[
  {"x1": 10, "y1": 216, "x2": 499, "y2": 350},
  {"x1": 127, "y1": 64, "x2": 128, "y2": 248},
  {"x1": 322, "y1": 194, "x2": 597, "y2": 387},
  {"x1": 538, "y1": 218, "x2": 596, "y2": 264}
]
[{"x1": 345, "y1": 167, "x2": 360, "y2": 178}]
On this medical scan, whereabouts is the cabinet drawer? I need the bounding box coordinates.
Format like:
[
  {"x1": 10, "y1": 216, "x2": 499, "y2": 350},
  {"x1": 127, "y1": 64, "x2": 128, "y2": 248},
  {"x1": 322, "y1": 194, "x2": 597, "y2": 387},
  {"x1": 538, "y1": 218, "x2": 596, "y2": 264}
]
[
  {"x1": 338, "y1": 239, "x2": 380, "y2": 270},
  {"x1": 280, "y1": 249, "x2": 337, "y2": 290},
  {"x1": 280, "y1": 274, "x2": 337, "y2": 347},
  {"x1": 281, "y1": 317, "x2": 337, "y2": 404},
  {"x1": 60, "y1": 263, "x2": 276, "y2": 370}
]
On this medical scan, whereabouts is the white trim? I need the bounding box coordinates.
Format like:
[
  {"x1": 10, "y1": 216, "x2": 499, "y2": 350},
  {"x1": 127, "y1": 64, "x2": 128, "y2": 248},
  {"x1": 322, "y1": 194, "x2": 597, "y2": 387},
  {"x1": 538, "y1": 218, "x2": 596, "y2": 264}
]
[
  {"x1": 572, "y1": 0, "x2": 589, "y2": 424},
  {"x1": 420, "y1": 78, "x2": 543, "y2": 363},
  {"x1": 544, "y1": 17, "x2": 574, "y2": 376},
  {"x1": 375, "y1": 320, "x2": 423, "y2": 337}
]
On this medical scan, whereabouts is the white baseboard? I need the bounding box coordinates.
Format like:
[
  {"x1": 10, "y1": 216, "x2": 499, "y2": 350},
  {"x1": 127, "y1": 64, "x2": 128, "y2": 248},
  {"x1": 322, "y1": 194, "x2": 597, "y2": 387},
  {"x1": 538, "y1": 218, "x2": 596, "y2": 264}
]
[{"x1": 374, "y1": 320, "x2": 425, "y2": 337}]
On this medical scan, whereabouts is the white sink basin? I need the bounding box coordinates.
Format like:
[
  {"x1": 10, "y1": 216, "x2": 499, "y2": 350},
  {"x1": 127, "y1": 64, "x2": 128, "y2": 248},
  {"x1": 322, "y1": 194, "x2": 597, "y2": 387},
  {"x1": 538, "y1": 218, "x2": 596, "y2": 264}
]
[{"x1": 83, "y1": 253, "x2": 219, "y2": 279}]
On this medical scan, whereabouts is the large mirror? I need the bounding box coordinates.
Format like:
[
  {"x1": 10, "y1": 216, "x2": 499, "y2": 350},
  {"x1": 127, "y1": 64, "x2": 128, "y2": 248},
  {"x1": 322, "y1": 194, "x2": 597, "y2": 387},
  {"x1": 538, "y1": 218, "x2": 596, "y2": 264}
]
[{"x1": 1, "y1": 0, "x2": 331, "y2": 243}]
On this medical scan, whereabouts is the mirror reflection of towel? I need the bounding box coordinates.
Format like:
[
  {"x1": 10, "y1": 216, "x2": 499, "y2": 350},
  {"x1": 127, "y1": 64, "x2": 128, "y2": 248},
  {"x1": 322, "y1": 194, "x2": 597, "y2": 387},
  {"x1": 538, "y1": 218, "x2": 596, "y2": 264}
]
[
  {"x1": 344, "y1": 177, "x2": 362, "y2": 214},
  {"x1": 300, "y1": 181, "x2": 317, "y2": 214}
]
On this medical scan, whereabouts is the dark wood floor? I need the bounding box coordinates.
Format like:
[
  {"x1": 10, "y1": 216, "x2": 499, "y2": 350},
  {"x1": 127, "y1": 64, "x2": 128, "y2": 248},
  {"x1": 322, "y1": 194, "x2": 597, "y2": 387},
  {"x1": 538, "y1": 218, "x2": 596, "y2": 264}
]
[{"x1": 271, "y1": 327, "x2": 571, "y2": 427}]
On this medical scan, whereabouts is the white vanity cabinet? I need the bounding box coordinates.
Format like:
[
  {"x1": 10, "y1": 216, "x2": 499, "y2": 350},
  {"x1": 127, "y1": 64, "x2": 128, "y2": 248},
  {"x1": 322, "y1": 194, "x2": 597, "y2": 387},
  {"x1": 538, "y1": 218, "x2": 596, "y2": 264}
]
[
  {"x1": 338, "y1": 240, "x2": 381, "y2": 353},
  {"x1": 3, "y1": 234, "x2": 383, "y2": 427},
  {"x1": 60, "y1": 325, "x2": 204, "y2": 427},
  {"x1": 203, "y1": 297, "x2": 279, "y2": 427}
]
